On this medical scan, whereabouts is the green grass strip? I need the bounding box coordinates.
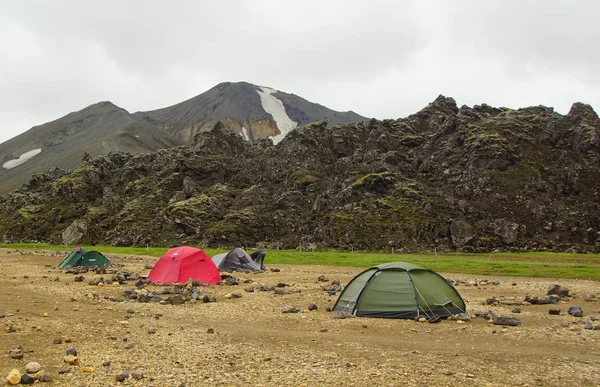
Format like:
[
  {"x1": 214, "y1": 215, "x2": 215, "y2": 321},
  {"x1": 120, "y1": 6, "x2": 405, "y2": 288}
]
[{"x1": 1, "y1": 243, "x2": 599, "y2": 281}]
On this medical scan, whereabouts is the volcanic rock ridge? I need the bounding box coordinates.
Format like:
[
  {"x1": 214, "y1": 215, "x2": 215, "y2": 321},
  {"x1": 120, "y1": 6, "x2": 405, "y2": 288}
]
[
  {"x1": 1, "y1": 96, "x2": 599, "y2": 252},
  {"x1": 0, "y1": 82, "x2": 367, "y2": 193}
]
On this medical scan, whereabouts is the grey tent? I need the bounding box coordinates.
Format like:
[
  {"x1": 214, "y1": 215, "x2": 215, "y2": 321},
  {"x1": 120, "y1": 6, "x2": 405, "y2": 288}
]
[
  {"x1": 334, "y1": 262, "x2": 466, "y2": 319},
  {"x1": 212, "y1": 248, "x2": 261, "y2": 272}
]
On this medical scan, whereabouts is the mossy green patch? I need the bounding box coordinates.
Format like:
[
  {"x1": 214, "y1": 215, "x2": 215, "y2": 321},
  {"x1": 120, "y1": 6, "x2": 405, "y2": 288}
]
[
  {"x1": 349, "y1": 171, "x2": 392, "y2": 190},
  {"x1": 291, "y1": 168, "x2": 319, "y2": 187}
]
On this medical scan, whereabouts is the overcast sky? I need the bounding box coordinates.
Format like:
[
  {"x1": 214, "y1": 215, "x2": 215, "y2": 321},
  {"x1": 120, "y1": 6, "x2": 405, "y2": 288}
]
[{"x1": 1, "y1": 0, "x2": 598, "y2": 144}]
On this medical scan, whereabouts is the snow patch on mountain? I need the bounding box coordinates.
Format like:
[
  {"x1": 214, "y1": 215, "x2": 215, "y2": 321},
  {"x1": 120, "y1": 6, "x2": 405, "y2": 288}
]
[
  {"x1": 2, "y1": 148, "x2": 42, "y2": 170},
  {"x1": 256, "y1": 86, "x2": 297, "y2": 144},
  {"x1": 241, "y1": 127, "x2": 250, "y2": 141}
]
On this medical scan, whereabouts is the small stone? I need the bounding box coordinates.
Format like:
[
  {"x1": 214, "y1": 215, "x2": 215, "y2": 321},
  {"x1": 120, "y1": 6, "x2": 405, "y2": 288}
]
[
  {"x1": 63, "y1": 335, "x2": 73, "y2": 343},
  {"x1": 116, "y1": 373, "x2": 129, "y2": 382},
  {"x1": 131, "y1": 372, "x2": 144, "y2": 380},
  {"x1": 24, "y1": 362, "x2": 42, "y2": 374},
  {"x1": 225, "y1": 293, "x2": 232, "y2": 299},
  {"x1": 82, "y1": 366, "x2": 94, "y2": 373},
  {"x1": 6, "y1": 369, "x2": 20, "y2": 385},
  {"x1": 307, "y1": 303, "x2": 318, "y2": 311},
  {"x1": 63, "y1": 355, "x2": 79, "y2": 365},
  {"x1": 547, "y1": 284, "x2": 570, "y2": 297},
  {"x1": 231, "y1": 293, "x2": 242, "y2": 299},
  {"x1": 168, "y1": 294, "x2": 186, "y2": 305},
  {"x1": 127, "y1": 308, "x2": 135, "y2": 314},
  {"x1": 147, "y1": 328, "x2": 157, "y2": 334},
  {"x1": 281, "y1": 306, "x2": 301, "y2": 314},
  {"x1": 58, "y1": 366, "x2": 70, "y2": 374},
  {"x1": 102, "y1": 361, "x2": 111, "y2": 366},
  {"x1": 492, "y1": 316, "x2": 521, "y2": 326},
  {"x1": 125, "y1": 343, "x2": 134, "y2": 349},
  {"x1": 319, "y1": 328, "x2": 328, "y2": 332},
  {"x1": 39, "y1": 374, "x2": 52, "y2": 382},
  {"x1": 244, "y1": 287, "x2": 254, "y2": 293},
  {"x1": 332, "y1": 311, "x2": 353, "y2": 319},
  {"x1": 9, "y1": 347, "x2": 23, "y2": 359},
  {"x1": 418, "y1": 317, "x2": 427, "y2": 323},
  {"x1": 20, "y1": 374, "x2": 35, "y2": 385},
  {"x1": 511, "y1": 307, "x2": 521, "y2": 314},
  {"x1": 207, "y1": 328, "x2": 215, "y2": 334},
  {"x1": 43, "y1": 312, "x2": 48, "y2": 317},
  {"x1": 568, "y1": 306, "x2": 584, "y2": 317},
  {"x1": 66, "y1": 348, "x2": 78, "y2": 356},
  {"x1": 549, "y1": 308, "x2": 561, "y2": 315}
]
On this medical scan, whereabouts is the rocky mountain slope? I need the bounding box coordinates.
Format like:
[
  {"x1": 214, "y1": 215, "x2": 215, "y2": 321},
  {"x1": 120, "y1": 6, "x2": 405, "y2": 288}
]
[
  {"x1": 0, "y1": 102, "x2": 183, "y2": 193},
  {"x1": 135, "y1": 81, "x2": 368, "y2": 144},
  {"x1": 1, "y1": 96, "x2": 599, "y2": 252}
]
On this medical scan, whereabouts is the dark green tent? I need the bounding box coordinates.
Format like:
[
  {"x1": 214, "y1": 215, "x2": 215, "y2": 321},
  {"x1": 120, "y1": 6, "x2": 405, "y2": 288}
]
[
  {"x1": 58, "y1": 246, "x2": 110, "y2": 269},
  {"x1": 334, "y1": 262, "x2": 466, "y2": 319}
]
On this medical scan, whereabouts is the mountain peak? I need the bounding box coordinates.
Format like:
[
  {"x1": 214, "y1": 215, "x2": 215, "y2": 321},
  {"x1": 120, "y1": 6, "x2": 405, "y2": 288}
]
[
  {"x1": 567, "y1": 102, "x2": 599, "y2": 122},
  {"x1": 78, "y1": 100, "x2": 129, "y2": 115},
  {"x1": 137, "y1": 82, "x2": 368, "y2": 144}
]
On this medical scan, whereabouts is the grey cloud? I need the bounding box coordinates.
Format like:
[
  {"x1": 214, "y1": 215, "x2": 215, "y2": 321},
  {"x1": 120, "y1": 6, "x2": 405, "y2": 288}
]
[{"x1": 0, "y1": 0, "x2": 599, "y2": 144}]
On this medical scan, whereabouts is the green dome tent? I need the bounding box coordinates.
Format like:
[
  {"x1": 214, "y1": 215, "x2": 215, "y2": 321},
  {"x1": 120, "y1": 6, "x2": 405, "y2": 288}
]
[
  {"x1": 58, "y1": 246, "x2": 110, "y2": 269},
  {"x1": 333, "y1": 262, "x2": 466, "y2": 319}
]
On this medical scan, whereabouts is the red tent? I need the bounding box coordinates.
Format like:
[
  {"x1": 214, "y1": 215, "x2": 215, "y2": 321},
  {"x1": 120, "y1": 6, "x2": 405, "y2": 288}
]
[{"x1": 147, "y1": 246, "x2": 221, "y2": 285}]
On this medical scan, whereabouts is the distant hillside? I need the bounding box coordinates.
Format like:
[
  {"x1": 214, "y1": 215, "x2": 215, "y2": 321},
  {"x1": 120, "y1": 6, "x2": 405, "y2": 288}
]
[
  {"x1": 1, "y1": 96, "x2": 598, "y2": 253},
  {"x1": 135, "y1": 81, "x2": 368, "y2": 144},
  {"x1": 0, "y1": 102, "x2": 183, "y2": 193}
]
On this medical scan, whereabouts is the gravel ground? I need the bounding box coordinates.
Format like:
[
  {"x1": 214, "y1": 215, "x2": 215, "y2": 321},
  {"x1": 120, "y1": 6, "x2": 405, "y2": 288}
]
[{"x1": 0, "y1": 249, "x2": 599, "y2": 386}]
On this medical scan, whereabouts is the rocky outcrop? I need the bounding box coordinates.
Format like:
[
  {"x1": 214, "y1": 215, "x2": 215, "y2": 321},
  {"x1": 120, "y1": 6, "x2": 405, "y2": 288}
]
[
  {"x1": 62, "y1": 220, "x2": 87, "y2": 245},
  {"x1": 0, "y1": 98, "x2": 598, "y2": 252}
]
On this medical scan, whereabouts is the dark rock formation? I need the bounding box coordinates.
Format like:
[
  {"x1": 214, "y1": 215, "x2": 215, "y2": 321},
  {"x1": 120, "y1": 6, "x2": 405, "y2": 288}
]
[{"x1": 0, "y1": 97, "x2": 599, "y2": 252}]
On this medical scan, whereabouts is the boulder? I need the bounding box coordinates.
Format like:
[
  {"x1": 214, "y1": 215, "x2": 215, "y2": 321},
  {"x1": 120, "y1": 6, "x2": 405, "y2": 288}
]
[{"x1": 62, "y1": 220, "x2": 87, "y2": 245}]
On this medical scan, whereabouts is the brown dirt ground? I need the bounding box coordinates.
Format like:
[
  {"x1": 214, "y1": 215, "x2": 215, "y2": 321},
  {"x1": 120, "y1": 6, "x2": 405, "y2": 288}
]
[{"x1": 0, "y1": 249, "x2": 599, "y2": 386}]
